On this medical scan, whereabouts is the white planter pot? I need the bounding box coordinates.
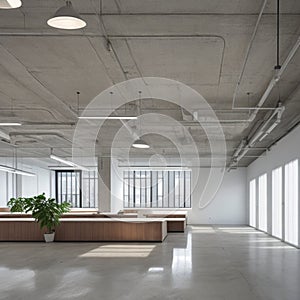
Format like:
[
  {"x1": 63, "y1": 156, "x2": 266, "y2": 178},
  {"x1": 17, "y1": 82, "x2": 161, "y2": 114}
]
[{"x1": 44, "y1": 232, "x2": 55, "y2": 243}]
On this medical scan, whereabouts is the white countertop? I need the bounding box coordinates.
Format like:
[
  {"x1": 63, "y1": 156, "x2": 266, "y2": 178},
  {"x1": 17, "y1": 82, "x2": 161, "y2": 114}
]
[{"x1": 0, "y1": 217, "x2": 167, "y2": 223}]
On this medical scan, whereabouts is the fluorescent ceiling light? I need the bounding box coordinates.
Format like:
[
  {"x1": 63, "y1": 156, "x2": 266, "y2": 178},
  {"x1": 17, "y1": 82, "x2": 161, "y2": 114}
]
[
  {"x1": 47, "y1": 1, "x2": 86, "y2": 30},
  {"x1": 0, "y1": 165, "x2": 35, "y2": 177},
  {"x1": 50, "y1": 154, "x2": 88, "y2": 171},
  {"x1": 78, "y1": 116, "x2": 137, "y2": 120},
  {"x1": 0, "y1": 122, "x2": 22, "y2": 126},
  {"x1": 132, "y1": 138, "x2": 150, "y2": 149},
  {"x1": 0, "y1": 0, "x2": 22, "y2": 9},
  {"x1": 120, "y1": 166, "x2": 190, "y2": 171}
]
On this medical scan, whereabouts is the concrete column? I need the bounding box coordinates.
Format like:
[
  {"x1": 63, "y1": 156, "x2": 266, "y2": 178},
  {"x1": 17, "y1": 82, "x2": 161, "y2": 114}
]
[
  {"x1": 98, "y1": 157, "x2": 111, "y2": 212},
  {"x1": 16, "y1": 174, "x2": 22, "y2": 198}
]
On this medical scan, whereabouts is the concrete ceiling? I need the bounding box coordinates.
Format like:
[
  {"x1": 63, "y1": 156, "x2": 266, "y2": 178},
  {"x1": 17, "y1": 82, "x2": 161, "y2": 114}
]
[{"x1": 0, "y1": 0, "x2": 299, "y2": 168}]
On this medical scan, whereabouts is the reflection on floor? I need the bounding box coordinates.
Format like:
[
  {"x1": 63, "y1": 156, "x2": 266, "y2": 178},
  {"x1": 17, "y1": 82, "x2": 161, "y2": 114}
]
[{"x1": 0, "y1": 226, "x2": 299, "y2": 300}]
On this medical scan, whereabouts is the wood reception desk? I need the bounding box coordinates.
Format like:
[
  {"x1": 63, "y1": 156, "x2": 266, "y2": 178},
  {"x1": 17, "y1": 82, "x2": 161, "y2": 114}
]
[{"x1": 0, "y1": 218, "x2": 167, "y2": 242}]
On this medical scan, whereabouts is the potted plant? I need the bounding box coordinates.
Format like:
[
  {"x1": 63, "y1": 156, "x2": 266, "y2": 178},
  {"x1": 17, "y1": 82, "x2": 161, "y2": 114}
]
[
  {"x1": 8, "y1": 193, "x2": 70, "y2": 242},
  {"x1": 7, "y1": 196, "x2": 28, "y2": 212}
]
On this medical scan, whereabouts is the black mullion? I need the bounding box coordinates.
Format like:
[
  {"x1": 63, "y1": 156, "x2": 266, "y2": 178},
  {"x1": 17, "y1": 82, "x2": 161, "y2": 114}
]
[
  {"x1": 88, "y1": 172, "x2": 91, "y2": 207},
  {"x1": 75, "y1": 171, "x2": 77, "y2": 206},
  {"x1": 183, "y1": 171, "x2": 186, "y2": 208},
  {"x1": 94, "y1": 171, "x2": 96, "y2": 208},
  {"x1": 161, "y1": 171, "x2": 164, "y2": 208},
  {"x1": 156, "y1": 171, "x2": 158, "y2": 208},
  {"x1": 174, "y1": 171, "x2": 176, "y2": 208},
  {"x1": 144, "y1": 171, "x2": 147, "y2": 208},
  {"x1": 178, "y1": 171, "x2": 180, "y2": 208},
  {"x1": 55, "y1": 171, "x2": 58, "y2": 203},
  {"x1": 61, "y1": 172, "x2": 63, "y2": 203},
  {"x1": 79, "y1": 171, "x2": 82, "y2": 208},
  {"x1": 150, "y1": 171, "x2": 153, "y2": 208},
  {"x1": 133, "y1": 171, "x2": 136, "y2": 208},
  {"x1": 168, "y1": 171, "x2": 170, "y2": 208},
  {"x1": 127, "y1": 172, "x2": 130, "y2": 208},
  {"x1": 71, "y1": 171, "x2": 73, "y2": 206},
  {"x1": 140, "y1": 171, "x2": 142, "y2": 208}
]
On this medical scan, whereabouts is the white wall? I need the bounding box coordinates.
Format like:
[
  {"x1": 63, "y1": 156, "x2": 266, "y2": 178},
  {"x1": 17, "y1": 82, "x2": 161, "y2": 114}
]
[
  {"x1": 110, "y1": 162, "x2": 247, "y2": 225},
  {"x1": 21, "y1": 166, "x2": 51, "y2": 198},
  {"x1": 0, "y1": 159, "x2": 51, "y2": 206},
  {"x1": 0, "y1": 158, "x2": 15, "y2": 206},
  {"x1": 247, "y1": 124, "x2": 300, "y2": 234},
  {"x1": 189, "y1": 168, "x2": 246, "y2": 224}
]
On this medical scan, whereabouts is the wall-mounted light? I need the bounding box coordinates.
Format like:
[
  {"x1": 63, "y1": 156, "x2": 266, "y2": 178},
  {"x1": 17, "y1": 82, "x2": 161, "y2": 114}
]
[
  {"x1": 0, "y1": 0, "x2": 22, "y2": 9},
  {"x1": 47, "y1": 1, "x2": 86, "y2": 30}
]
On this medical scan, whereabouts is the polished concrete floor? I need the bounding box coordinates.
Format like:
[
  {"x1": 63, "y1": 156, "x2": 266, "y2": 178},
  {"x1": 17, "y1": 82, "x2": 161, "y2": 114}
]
[{"x1": 0, "y1": 226, "x2": 299, "y2": 300}]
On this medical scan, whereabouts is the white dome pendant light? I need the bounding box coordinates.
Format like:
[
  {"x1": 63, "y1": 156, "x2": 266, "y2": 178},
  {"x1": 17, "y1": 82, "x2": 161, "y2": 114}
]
[
  {"x1": 47, "y1": 1, "x2": 86, "y2": 30},
  {"x1": 132, "y1": 138, "x2": 150, "y2": 149},
  {"x1": 0, "y1": 0, "x2": 22, "y2": 9}
]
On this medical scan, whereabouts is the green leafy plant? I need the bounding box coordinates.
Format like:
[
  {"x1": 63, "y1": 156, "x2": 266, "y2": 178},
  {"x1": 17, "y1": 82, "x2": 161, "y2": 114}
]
[
  {"x1": 8, "y1": 193, "x2": 71, "y2": 234},
  {"x1": 7, "y1": 197, "x2": 29, "y2": 212}
]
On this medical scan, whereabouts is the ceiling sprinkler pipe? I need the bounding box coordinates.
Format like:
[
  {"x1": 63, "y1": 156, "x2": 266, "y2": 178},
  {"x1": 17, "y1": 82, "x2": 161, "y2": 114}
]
[
  {"x1": 232, "y1": 139, "x2": 246, "y2": 158},
  {"x1": 247, "y1": 37, "x2": 300, "y2": 121}
]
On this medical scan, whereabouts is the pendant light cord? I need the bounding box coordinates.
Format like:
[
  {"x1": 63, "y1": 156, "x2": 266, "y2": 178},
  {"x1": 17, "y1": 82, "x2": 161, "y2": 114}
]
[{"x1": 275, "y1": 0, "x2": 281, "y2": 69}]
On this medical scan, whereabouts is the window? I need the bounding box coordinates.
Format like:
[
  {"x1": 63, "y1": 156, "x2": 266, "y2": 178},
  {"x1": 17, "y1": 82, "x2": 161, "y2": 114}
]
[
  {"x1": 123, "y1": 170, "x2": 191, "y2": 208},
  {"x1": 249, "y1": 179, "x2": 256, "y2": 227},
  {"x1": 82, "y1": 170, "x2": 98, "y2": 208},
  {"x1": 284, "y1": 159, "x2": 298, "y2": 246},
  {"x1": 55, "y1": 170, "x2": 98, "y2": 208},
  {"x1": 258, "y1": 173, "x2": 267, "y2": 232},
  {"x1": 56, "y1": 170, "x2": 82, "y2": 207},
  {"x1": 272, "y1": 167, "x2": 282, "y2": 239}
]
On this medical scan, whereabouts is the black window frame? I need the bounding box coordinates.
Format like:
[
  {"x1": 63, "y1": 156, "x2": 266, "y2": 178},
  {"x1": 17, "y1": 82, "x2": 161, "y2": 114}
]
[{"x1": 55, "y1": 170, "x2": 82, "y2": 208}]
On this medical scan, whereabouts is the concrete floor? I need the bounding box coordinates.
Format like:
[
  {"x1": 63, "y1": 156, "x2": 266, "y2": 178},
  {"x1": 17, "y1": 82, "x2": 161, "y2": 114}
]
[{"x1": 0, "y1": 226, "x2": 299, "y2": 300}]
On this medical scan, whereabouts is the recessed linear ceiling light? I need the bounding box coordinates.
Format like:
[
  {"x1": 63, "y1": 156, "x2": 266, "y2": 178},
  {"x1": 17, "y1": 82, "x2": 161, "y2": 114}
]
[
  {"x1": 132, "y1": 138, "x2": 150, "y2": 149},
  {"x1": 47, "y1": 1, "x2": 86, "y2": 30},
  {"x1": 0, "y1": 165, "x2": 35, "y2": 177},
  {"x1": 78, "y1": 116, "x2": 137, "y2": 120},
  {"x1": 0, "y1": 0, "x2": 22, "y2": 9},
  {"x1": 50, "y1": 154, "x2": 88, "y2": 171},
  {"x1": 0, "y1": 122, "x2": 22, "y2": 126}
]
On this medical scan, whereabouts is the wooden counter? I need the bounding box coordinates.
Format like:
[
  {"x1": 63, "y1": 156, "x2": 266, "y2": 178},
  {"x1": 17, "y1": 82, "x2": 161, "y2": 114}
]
[
  {"x1": 0, "y1": 218, "x2": 167, "y2": 242},
  {"x1": 144, "y1": 212, "x2": 187, "y2": 232}
]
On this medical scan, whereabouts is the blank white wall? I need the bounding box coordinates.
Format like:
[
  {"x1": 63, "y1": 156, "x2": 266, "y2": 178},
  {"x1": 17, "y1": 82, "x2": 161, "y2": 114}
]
[
  {"x1": 21, "y1": 166, "x2": 51, "y2": 198},
  {"x1": 0, "y1": 158, "x2": 51, "y2": 206},
  {"x1": 189, "y1": 168, "x2": 246, "y2": 224}
]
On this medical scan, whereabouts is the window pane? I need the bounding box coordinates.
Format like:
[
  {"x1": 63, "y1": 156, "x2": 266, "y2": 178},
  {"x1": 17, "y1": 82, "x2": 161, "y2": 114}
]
[
  {"x1": 55, "y1": 170, "x2": 85, "y2": 208},
  {"x1": 258, "y1": 174, "x2": 267, "y2": 232},
  {"x1": 272, "y1": 167, "x2": 282, "y2": 238},
  {"x1": 285, "y1": 159, "x2": 298, "y2": 246},
  {"x1": 123, "y1": 169, "x2": 192, "y2": 209},
  {"x1": 249, "y1": 179, "x2": 256, "y2": 228}
]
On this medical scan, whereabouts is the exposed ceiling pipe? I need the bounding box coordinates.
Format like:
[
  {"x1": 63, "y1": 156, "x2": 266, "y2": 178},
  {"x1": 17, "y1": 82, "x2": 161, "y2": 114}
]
[
  {"x1": 0, "y1": 129, "x2": 10, "y2": 141},
  {"x1": 247, "y1": 37, "x2": 300, "y2": 122},
  {"x1": 232, "y1": 0, "x2": 268, "y2": 110},
  {"x1": 232, "y1": 139, "x2": 246, "y2": 159},
  {"x1": 227, "y1": 104, "x2": 285, "y2": 171},
  {"x1": 9, "y1": 131, "x2": 72, "y2": 144}
]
